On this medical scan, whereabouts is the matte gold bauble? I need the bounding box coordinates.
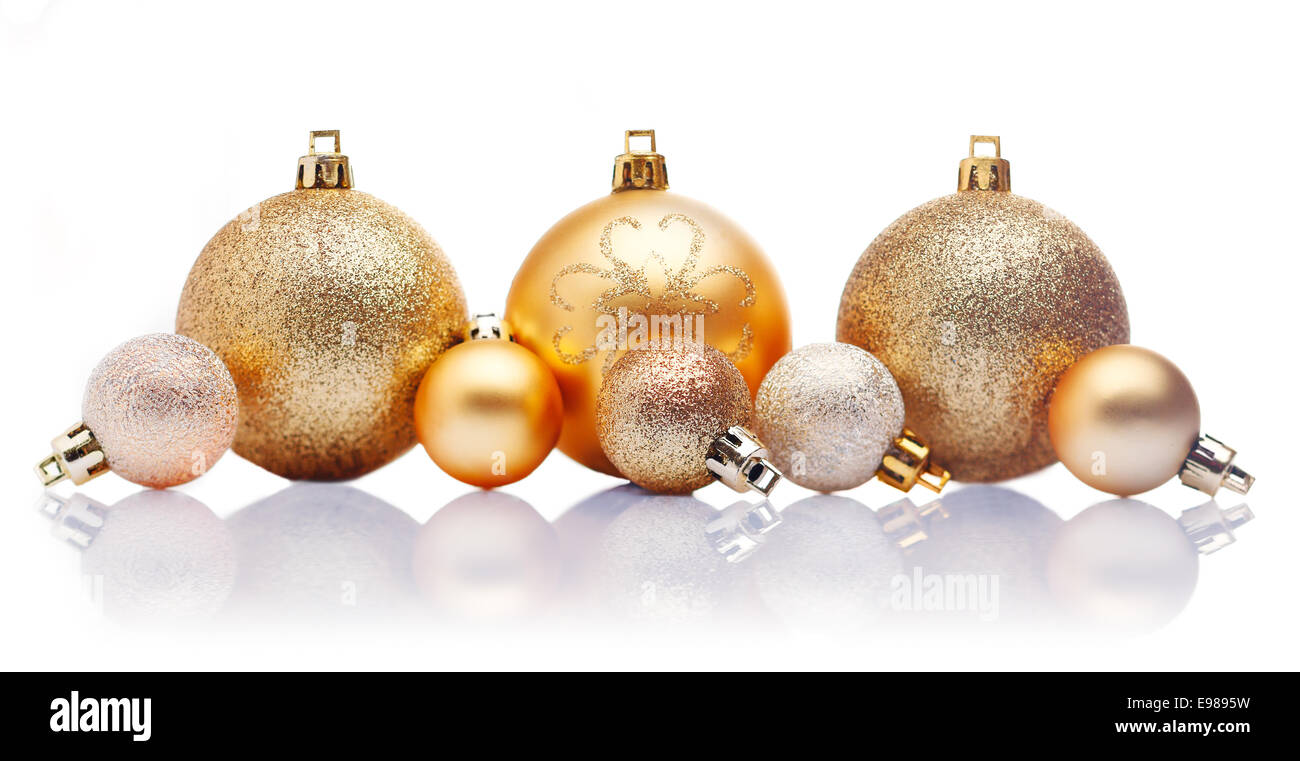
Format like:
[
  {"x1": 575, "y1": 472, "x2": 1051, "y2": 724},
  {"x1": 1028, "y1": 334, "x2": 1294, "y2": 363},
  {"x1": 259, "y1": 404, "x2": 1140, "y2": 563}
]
[
  {"x1": 177, "y1": 131, "x2": 467, "y2": 480},
  {"x1": 414, "y1": 315, "x2": 563, "y2": 489},
  {"x1": 1048, "y1": 345, "x2": 1200, "y2": 496},
  {"x1": 837, "y1": 136, "x2": 1129, "y2": 481},
  {"x1": 506, "y1": 130, "x2": 792, "y2": 475}
]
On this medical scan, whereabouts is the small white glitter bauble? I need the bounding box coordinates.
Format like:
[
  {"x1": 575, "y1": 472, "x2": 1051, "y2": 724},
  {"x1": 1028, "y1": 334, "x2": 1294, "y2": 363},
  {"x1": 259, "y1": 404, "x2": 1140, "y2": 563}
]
[
  {"x1": 82, "y1": 333, "x2": 238, "y2": 488},
  {"x1": 755, "y1": 343, "x2": 904, "y2": 491}
]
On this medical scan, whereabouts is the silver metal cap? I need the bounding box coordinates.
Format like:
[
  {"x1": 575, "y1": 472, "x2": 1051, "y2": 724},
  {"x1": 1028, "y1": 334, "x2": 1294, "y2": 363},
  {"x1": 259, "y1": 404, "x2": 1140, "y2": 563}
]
[
  {"x1": 705, "y1": 426, "x2": 783, "y2": 495},
  {"x1": 1178, "y1": 501, "x2": 1254, "y2": 555},
  {"x1": 1179, "y1": 434, "x2": 1254, "y2": 496},
  {"x1": 706, "y1": 500, "x2": 782, "y2": 563}
]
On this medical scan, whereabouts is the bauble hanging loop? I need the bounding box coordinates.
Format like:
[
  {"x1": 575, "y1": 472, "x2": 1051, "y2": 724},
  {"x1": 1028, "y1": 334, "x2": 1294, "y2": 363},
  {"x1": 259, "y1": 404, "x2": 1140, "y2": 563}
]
[
  {"x1": 1048, "y1": 344, "x2": 1254, "y2": 497},
  {"x1": 596, "y1": 346, "x2": 782, "y2": 496},
  {"x1": 176, "y1": 129, "x2": 467, "y2": 480},
  {"x1": 837, "y1": 135, "x2": 1129, "y2": 482},
  {"x1": 506, "y1": 129, "x2": 792, "y2": 475},
  {"x1": 296, "y1": 130, "x2": 353, "y2": 189},
  {"x1": 35, "y1": 333, "x2": 238, "y2": 489}
]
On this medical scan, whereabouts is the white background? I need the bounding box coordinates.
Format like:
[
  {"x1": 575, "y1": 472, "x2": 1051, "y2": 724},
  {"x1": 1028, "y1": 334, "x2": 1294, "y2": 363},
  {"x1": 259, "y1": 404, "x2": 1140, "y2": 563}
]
[{"x1": 1, "y1": 0, "x2": 1296, "y2": 670}]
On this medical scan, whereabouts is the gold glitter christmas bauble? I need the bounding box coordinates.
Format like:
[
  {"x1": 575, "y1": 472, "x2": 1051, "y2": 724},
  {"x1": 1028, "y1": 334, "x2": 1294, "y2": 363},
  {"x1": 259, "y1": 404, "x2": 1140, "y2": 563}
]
[
  {"x1": 836, "y1": 136, "x2": 1129, "y2": 482},
  {"x1": 506, "y1": 130, "x2": 791, "y2": 476},
  {"x1": 176, "y1": 131, "x2": 467, "y2": 480},
  {"x1": 755, "y1": 343, "x2": 905, "y2": 492},
  {"x1": 1049, "y1": 345, "x2": 1200, "y2": 496},
  {"x1": 414, "y1": 316, "x2": 563, "y2": 489},
  {"x1": 596, "y1": 346, "x2": 755, "y2": 494}
]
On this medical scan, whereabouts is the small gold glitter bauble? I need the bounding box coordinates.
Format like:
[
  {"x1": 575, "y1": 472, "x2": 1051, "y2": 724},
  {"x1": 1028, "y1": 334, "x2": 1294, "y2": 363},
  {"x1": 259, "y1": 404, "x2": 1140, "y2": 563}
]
[
  {"x1": 836, "y1": 136, "x2": 1129, "y2": 481},
  {"x1": 596, "y1": 346, "x2": 755, "y2": 494},
  {"x1": 1049, "y1": 345, "x2": 1200, "y2": 496},
  {"x1": 414, "y1": 316, "x2": 563, "y2": 489},
  {"x1": 755, "y1": 343, "x2": 905, "y2": 492},
  {"x1": 176, "y1": 131, "x2": 467, "y2": 480},
  {"x1": 36, "y1": 333, "x2": 239, "y2": 489},
  {"x1": 506, "y1": 130, "x2": 791, "y2": 476}
]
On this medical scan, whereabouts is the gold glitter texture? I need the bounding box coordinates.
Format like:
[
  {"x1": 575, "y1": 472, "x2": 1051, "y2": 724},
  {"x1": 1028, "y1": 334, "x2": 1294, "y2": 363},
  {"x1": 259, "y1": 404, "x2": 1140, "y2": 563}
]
[
  {"x1": 508, "y1": 188, "x2": 791, "y2": 475},
  {"x1": 755, "y1": 343, "x2": 905, "y2": 492},
  {"x1": 82, "y1": 333, "x2": 238, "y2": 488},
  {"x1": 596, "y1": 346, "x2": 753, "y2": 494},
  {"x1": 549, "y1": 213, "x2": 756, "y2": 365},
  {"x1": 177, "y1": 189, "x2": 467, "y2": 480},
  {"x1": 837, "y1": 192, "x2": 1129, "y2": 481}
]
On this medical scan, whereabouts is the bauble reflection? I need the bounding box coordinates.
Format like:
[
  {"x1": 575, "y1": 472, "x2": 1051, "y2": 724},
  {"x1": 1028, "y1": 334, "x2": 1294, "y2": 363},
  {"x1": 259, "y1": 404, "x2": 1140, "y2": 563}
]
[
  {"x1": 54, "y1": 490, "x2": 236, "y2": 624},
  {"x1": 412, "y1": 491, "x2": 560, "y2": 622},
  {"x1": 897, "y1": 486, "x2": 1063, "y2": 628},
  {"x1": 1047, "y1": 499, "x2": 1199, "y2": 633},
  {"x1": 749, "y1": 495, "x2": 903, "y2": 634},
  {"x1": 224, "y1": 483, "x2": 419, "y2": 622},
  {"x1": 555, "y1": 486, "x2": 755, "y2": 625}
]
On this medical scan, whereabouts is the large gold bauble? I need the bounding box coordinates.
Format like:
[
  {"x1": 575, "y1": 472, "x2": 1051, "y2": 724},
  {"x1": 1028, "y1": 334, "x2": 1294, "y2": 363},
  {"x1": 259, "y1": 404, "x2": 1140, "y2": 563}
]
[
  {"x1": 836, "y1": 137, "x2": 1129, "y2": 482},
  {"x1": 505, "y1": 131, "x2": 791, "y2": 475},
  {"x1": 1049, "y1": 345, "x2": 1200, "y2": 496},
  {"x1": 177, "y1": 132, "x2": 467, "y2": 480}
]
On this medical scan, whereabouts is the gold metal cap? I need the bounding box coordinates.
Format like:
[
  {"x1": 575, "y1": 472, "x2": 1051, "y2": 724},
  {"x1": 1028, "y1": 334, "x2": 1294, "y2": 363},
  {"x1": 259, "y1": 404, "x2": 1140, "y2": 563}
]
[
  {"x1": 1179, "y1": 434, "x2": 1254, "y2": 496},
  {"x1": 705, "y1": 425, "x2": 783, "y2": 495},
  {"x1": 296, "y1": 129, "x2": 353, "y2": 189},
  {"x1": 876, "y1": 428, "x2": 950, "y2": 493},
  {"x1": 36, "y1": 422, "x2": 109, "y2": 486},
  {"x1": 37, "y1": 491, "x2": 109, "y2": 550},
  {"x1": 958, "y1": 135, "x2": 1011, "y2": 192},
  {"x1": 612, "y1": 129, "x2": 669, "y2": 192}
]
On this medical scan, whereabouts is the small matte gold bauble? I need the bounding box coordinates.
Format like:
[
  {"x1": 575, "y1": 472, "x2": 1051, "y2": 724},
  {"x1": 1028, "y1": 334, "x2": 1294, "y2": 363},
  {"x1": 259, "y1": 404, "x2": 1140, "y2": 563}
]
[
  {"x1": 414, "y1": 315, "x2": 563, "y2": 488},
  {"x1": 177, "y1": 131, "x2": 467, "y2": 480},
  {"x1": 837, "y1": 136, "x2": 1129, "y2": 481},
  {"x1": 596, "y1": 346, "x2": 777, "y2": 495},
  {"x1": 506, "y1": 130, "x2": 792, "y2": 475},
  {"x1": 1049, "y1": 345, "x2": 1200, "y2": 496}
]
